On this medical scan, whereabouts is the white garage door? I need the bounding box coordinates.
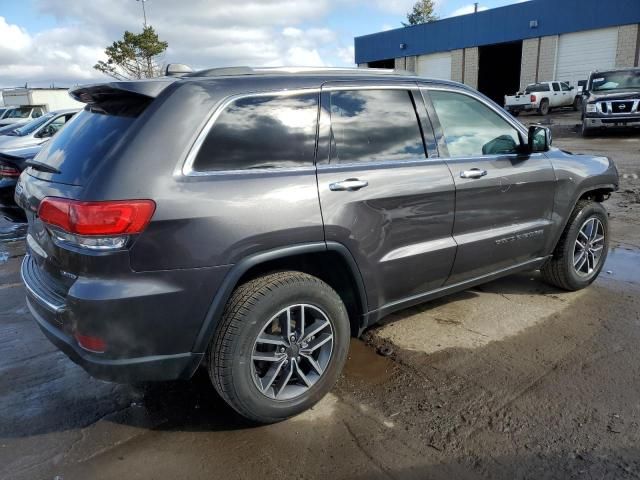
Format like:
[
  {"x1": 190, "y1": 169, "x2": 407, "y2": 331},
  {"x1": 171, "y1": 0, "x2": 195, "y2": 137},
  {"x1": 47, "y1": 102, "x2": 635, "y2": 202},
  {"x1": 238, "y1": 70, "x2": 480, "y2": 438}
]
[
  {"x1": 556, "y1": 27, "x2": 618, "y2": 87},
  {"x1": 416, "y1": 52, "x2": 452, "y2": 80}
]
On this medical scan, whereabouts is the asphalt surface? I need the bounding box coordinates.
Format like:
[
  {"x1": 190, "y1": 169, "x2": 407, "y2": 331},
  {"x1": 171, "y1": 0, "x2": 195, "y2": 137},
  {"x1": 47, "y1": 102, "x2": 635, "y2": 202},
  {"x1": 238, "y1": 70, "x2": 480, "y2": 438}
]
[{"x1": 1, "y1": 126, "x2": 640, "y2": 480}]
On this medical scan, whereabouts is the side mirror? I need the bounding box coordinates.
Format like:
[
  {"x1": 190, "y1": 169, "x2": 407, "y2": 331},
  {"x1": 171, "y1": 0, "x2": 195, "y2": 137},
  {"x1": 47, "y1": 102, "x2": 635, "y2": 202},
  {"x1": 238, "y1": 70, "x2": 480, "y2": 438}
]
[
  {"x1": 570, "y1": 86, "x2": 575, "y2": 90},
  {"x1": 528, "y1": 125, "x2": 551, "y2": 153}
]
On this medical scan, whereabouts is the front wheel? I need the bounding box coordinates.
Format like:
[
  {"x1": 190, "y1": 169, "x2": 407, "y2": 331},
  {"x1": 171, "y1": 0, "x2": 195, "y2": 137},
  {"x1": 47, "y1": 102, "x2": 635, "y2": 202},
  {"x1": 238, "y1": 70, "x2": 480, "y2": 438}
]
[
  {"x1": 541, "y1": 200, "x2": 609, "y2": 291},
  {"x1": 208, "y1": 271, "x2": 350, "y2": 423},
  {"x1": 581, "y1": 120, "x2": 594, "y2": 137}
]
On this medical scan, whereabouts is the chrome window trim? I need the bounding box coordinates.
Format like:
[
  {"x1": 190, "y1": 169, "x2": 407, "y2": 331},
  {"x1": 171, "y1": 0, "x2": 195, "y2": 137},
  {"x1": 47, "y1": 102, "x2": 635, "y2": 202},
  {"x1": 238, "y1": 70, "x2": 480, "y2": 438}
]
[
  {"x1": 180, "y1": 88, "x2": 321, "y2": 177},
  {"x1": 422, "y1": 85, "x2": 529, "y2": 159}
]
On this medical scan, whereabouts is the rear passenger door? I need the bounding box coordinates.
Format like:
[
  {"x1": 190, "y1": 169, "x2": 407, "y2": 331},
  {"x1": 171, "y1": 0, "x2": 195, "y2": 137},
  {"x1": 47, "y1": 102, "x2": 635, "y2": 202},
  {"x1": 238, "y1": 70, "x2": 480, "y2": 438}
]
[
  {"x1": 424, "y1": 87, "x2": 556, "y2": 285},
  {"x1": 316, "y1": 83, "x2": 456, "y2": 311}
]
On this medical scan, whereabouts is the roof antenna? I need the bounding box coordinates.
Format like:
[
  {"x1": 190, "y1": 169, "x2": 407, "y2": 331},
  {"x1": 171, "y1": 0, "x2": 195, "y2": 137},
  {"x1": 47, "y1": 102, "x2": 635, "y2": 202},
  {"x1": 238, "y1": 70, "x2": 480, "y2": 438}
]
[{"x1": 474, "y1": 2, "x2": 478, "y2": 12}]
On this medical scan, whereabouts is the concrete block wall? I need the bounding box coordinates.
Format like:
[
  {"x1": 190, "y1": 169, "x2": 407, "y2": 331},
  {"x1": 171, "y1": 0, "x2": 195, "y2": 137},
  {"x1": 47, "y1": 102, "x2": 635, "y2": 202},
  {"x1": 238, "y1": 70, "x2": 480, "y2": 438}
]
[
  {"x1": 463, "y1": 47, "x2": 479, "y2": 89},
  {"x1": 451, "y1": 49, "x2": 464, "y2": 82},
  {"x1": 520, "y1": 38, "x2": 540, "y2": 89},
  {"x1": 357, "y1": 63, "x2": 368, "y2": 68},
  {"x1": 537, "y1": 35, "x2": 558, "y2": 82},
  {"x1": 394, "y1": 57, "x2": 406, "y2": 70},
  {"x1": 405, "y1": 56, "x2": 417, "y2": 73},
  {"x1": 616, "y1": 24, "x2": 640, "y2": 67}
]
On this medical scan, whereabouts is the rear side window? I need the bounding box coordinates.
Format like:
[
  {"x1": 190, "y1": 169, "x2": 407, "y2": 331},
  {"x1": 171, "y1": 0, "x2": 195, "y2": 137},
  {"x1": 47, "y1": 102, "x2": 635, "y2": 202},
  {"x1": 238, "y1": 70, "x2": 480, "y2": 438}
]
[
  {"x1": 329, "y1": 89, "x2": 425, "y2": 163},
  {"x1": 32, "y1": 109, "x2": 135, "y2": 184},
  {"x1": 193, "y1": 93, "x2": 318, "y2": 172},
  {"x1": 552, "y1": 83, "x2": 561, "y2": 92}
]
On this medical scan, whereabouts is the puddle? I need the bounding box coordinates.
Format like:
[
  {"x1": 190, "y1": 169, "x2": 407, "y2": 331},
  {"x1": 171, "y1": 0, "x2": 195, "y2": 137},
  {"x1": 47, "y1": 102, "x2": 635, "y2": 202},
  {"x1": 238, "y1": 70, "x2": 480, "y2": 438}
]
[
  {"x1": 604, "y1": 247, "x2": 640, "y2": 284},
  {"x1": 342, "y1": 339, "x2": 397, "y2": 385}
]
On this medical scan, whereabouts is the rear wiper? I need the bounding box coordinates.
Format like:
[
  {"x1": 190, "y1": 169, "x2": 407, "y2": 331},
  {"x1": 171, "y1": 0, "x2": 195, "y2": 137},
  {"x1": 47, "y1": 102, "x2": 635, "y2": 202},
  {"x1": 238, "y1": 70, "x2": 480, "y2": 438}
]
[{"x1": 26, "y1": 160, "x2": 61, "y2": 174}]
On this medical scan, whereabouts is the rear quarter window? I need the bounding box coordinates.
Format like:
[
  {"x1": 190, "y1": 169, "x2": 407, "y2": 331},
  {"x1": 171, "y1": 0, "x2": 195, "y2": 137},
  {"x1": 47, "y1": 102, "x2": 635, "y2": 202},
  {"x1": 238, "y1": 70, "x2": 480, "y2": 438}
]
[{"x1": 192, "y1": 93, "x2": 318, "y2": 172}]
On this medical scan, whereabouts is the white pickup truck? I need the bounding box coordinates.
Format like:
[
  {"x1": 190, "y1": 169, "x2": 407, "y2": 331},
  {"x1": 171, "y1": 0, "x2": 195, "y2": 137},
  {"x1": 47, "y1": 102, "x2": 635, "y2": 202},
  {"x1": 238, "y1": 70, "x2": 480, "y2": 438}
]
[{"x1": 504, "y1": 81, "x2": 582, "y2": 116}]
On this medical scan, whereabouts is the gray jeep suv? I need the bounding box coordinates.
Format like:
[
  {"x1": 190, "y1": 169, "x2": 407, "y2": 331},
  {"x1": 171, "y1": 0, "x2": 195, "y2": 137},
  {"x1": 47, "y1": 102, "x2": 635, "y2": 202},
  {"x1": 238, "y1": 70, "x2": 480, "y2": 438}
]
[{"x1": 16, "y1": 67, "x2": 618, "y2": 423}]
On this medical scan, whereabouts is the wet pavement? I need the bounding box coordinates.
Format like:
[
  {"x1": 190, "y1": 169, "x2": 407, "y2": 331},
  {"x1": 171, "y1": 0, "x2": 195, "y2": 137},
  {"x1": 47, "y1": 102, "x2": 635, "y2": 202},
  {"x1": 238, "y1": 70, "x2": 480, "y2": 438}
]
[{"x1": 2, "y1": 133, "x2": 640, "y2": 479}]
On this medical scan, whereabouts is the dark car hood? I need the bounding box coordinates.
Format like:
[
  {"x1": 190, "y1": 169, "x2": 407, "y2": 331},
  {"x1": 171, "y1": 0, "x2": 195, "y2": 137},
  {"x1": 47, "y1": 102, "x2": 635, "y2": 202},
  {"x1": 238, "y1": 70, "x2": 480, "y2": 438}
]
[{"x1": 588, "y1": 90, "x2": 640, "y2": 102}]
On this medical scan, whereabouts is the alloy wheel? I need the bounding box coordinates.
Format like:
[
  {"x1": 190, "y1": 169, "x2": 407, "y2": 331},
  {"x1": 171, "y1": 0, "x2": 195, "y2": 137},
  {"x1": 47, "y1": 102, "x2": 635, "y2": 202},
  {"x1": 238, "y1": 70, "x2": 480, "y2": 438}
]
[
  {"x1": 251, "y1": 304, "x2": 334, "y2": 400},
  {"x1": 572, "y1": 217, "x2": 605, "y2": 277}
]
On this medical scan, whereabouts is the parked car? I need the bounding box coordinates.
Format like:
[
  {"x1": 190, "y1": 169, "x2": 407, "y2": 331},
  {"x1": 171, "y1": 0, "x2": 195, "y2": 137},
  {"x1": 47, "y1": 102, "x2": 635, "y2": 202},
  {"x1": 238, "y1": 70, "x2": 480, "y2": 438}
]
[
  {"x1": 505, "y1": 81, "x2": 581, "y2": 116},
  {"x1": 0, "y1": 145, "x2": 40, "y2": 222},
  {"x1": 581, "y1": 67, "x2": 640, "y2": 136},
  {"x1": 16, "y1": 67, "x2": 618, "y2": 423},
  {"x1": 0, "y1": 105, "x2": 47, "y2": 128},
  {"x1": 0, "y1": 109, "x2": 78, "y2": 151}
]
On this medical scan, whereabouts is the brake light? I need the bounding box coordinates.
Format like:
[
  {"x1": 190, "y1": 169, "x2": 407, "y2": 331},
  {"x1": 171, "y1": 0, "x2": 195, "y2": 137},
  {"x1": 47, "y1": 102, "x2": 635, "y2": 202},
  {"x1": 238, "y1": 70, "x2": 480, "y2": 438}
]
[
  {"x1": 530, "y1": 94, "x2": 537, "y2": 103},
  {"x1": 75, "y1": 332, "x2": 106, "y2": 353},
  {"x1": 38, "y1": 198, "x2": 155, "y2": 236},
  {"x1": 0, "y1": 163, "x2": 20, "y2": 178}
]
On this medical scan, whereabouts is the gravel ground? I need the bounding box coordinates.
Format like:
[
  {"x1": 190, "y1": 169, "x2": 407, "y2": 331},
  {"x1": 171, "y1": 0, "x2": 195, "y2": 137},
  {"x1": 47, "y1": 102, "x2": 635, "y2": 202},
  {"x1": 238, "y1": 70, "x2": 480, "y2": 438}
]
[{"x1": 1, "y1": 126, "x2": 639, "y2": 480}]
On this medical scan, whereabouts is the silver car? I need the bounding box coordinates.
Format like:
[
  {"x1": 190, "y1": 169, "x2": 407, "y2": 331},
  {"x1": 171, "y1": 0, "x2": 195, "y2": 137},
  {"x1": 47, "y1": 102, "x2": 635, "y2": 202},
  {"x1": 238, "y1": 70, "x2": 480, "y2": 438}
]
[{"x1": 0, "y1": 109, "x2": 79, "y2": 150}]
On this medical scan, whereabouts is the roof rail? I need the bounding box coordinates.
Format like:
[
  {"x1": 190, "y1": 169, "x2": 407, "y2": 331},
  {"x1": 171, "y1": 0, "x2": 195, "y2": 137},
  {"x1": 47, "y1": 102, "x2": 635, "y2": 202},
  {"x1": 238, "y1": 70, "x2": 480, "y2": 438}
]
[{"x1": 185, "y1": 66, "x2": 413, "y2": 78}]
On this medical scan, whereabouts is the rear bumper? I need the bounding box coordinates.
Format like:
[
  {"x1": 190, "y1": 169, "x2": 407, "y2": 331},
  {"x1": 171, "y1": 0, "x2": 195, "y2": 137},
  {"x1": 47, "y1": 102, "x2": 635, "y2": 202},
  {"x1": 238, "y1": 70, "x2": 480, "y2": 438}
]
[
  {"x1": 28, "y1": 295, "x2": 203, "y2": 382},
  {"x1": 21, "y1": 253, "x2": 226, "y2": 382},
  {"x1": 507, "y1": 103, "x2": 535, "y2": 112}
]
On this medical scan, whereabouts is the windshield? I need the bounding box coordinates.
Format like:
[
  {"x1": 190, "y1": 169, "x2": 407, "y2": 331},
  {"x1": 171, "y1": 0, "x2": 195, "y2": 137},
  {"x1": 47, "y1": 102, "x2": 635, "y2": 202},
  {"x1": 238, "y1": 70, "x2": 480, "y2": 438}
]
[
  {"x1": 591, "y1": 70, "x2": 640, "y2": 91},
  {"x1": 5, "y1": 107, "x2": 32, "y2": 119},
  {"x1": 525, "y1": 84, "x2": 550, "y2": 93},
  {"x1": 12, "y1": 113, "x2": 55, "y2": 136}
]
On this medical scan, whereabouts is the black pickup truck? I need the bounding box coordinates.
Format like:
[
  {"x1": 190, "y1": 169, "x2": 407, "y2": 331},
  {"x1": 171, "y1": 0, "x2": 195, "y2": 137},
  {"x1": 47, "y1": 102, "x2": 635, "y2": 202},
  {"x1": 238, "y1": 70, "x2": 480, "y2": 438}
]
[{"x1": 582, "y1": 67, "x2": 640, "y2": 136}]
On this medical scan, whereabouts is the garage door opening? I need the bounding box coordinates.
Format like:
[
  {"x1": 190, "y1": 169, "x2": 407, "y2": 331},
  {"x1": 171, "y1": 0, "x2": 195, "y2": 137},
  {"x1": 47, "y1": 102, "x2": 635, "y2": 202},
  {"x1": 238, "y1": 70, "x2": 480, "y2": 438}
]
[
  {"x1": 478, "y1": 41, "x2": 522, "y2": 106},
  {"x1": 368, "y1": 59, "x2": 395, "y2": 69}
]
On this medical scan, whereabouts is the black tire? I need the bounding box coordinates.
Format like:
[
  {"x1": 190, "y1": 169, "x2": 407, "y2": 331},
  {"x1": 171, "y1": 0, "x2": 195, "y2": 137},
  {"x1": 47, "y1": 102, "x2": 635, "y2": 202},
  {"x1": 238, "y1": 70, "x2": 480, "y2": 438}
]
[
  {"x1": 208, "y1": 271, "x2": 350, "y2": 423},
  {"x1": 511, "y1": 110, "x2": 520, "y2": 117},
  {"x1": 581, "y1": 119, "x2": 594, "y2": 137},
  {"x1": 538, "y1": 99, "x2": 550, "y2": 116},
  {"x1": 541, "y1": 200, "x2": 609, "y2": 291},
  {"x1": 572, "y1": 96, "x2": 582, "y2": 111}
]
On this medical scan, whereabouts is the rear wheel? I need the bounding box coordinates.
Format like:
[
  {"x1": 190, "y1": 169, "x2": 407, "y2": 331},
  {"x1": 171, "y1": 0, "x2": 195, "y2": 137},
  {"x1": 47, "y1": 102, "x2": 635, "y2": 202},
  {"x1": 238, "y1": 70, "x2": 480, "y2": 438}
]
[
  {"x1": 208, "y1": 271, "x2": 350, "y2": 423},
  {"x1": 538, "y1": 99, "x2": 550, "y2": 116},
  {"x1": 541, "y1": 200, "x2": 609, "y2": 291},
  {"x1": 511, "y1": 110, "x2": 520, "y2": 117}
]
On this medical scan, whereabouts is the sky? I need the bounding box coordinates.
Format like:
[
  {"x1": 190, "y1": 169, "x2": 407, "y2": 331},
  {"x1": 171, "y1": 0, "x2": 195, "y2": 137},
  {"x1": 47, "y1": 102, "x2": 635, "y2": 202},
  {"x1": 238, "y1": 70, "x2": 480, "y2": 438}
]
[{"x1": 0, "y1": 0, "x2": 528, "y2": 88}]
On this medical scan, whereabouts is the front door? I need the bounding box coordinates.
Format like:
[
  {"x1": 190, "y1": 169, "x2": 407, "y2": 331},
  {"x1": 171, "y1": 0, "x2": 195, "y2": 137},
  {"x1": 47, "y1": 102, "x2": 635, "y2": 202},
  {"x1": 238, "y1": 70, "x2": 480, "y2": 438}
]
[
  {"x1": 316, "y1": 84, "x2": 457, "y2": 311},
  {"x1": 424, "y1": 87, "x2": 556, "y2": 285}
]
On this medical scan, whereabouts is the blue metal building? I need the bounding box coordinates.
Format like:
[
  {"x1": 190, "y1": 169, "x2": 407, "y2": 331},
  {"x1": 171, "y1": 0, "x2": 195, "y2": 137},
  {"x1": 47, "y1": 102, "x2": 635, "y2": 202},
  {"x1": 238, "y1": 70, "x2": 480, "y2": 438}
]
[{"x1": 354, "y1": 0, "x2": 640, "y2": 103}]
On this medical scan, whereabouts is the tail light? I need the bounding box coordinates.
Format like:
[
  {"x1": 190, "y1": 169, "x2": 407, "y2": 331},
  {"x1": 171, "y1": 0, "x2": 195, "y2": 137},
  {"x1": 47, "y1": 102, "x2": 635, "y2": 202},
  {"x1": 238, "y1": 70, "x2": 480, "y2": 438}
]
[
  {"x1": 38, "y1": 197, "x2": 156, "y2": 250},
  {"x1": 0, "y1": 162, "x2": 20, "y2": 178},
  {"x1": 74, "y1": 332, "x2": 106, "y2": 353},
  {"x1": 530, "y1": 94, "x2": 537, "y2": 103}
]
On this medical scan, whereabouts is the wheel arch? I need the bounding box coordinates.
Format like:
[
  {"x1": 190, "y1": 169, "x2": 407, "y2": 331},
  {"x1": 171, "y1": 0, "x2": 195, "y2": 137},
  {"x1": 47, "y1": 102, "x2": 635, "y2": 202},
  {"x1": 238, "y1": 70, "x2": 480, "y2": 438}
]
[
  {"x1": 191, "y1": 242, "x2": 369, "y2": 353},
  {"x1": 548, "y1": 184, "x2": 616, "y2": 255}
]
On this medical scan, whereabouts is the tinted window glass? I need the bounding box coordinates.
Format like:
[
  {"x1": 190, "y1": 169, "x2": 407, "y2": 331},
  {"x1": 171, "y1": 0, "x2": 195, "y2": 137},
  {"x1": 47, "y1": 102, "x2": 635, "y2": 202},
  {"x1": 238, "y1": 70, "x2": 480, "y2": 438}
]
[
  {"x1": 430, "y1": 90, "x2": 520, "y2": 157},
  {"x1": 30, "y1": 109, "x2": 136, "y2": 184},
  {"x1": 525, "y1": 83, "x2": 550, "y2": 93},
  {"x1": 329, "y1": 89, "x2": 425, "y2": 163},
  {"x1": 552, "y1": 83, "x2": 560, "y2": 92},
  {"x1": 561, "y1": 82, "x2": 571, "y2": 91},
  {"x1": 193, "y1": 93, "x2": 318, "y2": 171}
]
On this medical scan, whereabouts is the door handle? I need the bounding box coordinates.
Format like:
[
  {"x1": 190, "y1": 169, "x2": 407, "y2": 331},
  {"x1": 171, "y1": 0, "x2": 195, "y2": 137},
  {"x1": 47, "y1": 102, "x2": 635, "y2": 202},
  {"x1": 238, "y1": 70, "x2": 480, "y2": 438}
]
[
  {"x1": 460, "y1": 169, "x2": 487, "y2": 179},
  {"x1": 329, "y1": 178, "x2": 369, "y2": 191}
]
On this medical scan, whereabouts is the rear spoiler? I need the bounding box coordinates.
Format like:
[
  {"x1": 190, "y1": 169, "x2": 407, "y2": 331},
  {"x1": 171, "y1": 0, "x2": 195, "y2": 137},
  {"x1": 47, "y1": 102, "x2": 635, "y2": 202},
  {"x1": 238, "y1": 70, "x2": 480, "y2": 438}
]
[{"x1": 69, "y1": 79, "x2": 176, "y2": 104}]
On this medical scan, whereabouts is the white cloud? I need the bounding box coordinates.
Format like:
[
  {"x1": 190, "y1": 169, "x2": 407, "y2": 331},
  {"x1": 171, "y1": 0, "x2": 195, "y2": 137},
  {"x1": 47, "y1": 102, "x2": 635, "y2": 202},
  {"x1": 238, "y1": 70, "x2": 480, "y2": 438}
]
[
  {"x1": 337, "y1": 45, "x2": 355, "y2": 64},
  {"x1": 0, "y1": 0, "x2": 357, "y2": 87},
  {"x1": 448, "y1": 4, "x2": 489, "y2": 17}
]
